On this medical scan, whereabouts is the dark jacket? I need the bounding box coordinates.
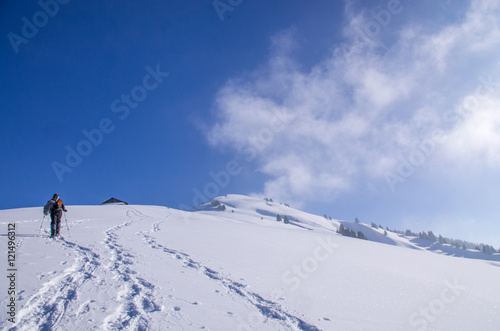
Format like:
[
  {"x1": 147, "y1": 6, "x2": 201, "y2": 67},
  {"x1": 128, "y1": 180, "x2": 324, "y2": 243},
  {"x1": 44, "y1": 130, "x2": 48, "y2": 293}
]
[{"x1": 50, "y1": 199, "x2": 67, "y2": 214}]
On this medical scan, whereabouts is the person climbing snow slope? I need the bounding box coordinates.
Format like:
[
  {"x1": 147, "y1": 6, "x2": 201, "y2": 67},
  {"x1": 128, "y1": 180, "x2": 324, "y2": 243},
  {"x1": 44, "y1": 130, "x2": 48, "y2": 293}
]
[{"x1": 43, "y1": 194, "x2": 67, "y2": 237}]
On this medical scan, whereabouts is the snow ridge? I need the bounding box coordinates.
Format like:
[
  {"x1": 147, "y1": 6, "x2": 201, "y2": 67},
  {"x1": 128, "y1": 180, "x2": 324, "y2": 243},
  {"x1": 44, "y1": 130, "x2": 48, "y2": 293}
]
[{"x1": 1, "y1": 197, "x2": 499, "y2": 330}]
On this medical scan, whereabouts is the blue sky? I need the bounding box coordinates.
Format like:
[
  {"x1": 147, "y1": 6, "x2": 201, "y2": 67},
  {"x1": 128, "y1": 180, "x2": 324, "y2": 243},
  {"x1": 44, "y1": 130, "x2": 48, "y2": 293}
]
[{"x1": 1, "y1": 0, "x2": 499, "y2": 248}]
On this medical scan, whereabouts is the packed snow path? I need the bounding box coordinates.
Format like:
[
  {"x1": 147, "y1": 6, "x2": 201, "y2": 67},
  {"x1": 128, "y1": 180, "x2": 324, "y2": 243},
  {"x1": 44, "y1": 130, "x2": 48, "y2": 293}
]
[
  {"x1": 1, "y1": 195, "x2": 500, "y2": 330},
  {"x1": 2, "y1": 205, "x2": 321, "y2": 330}
]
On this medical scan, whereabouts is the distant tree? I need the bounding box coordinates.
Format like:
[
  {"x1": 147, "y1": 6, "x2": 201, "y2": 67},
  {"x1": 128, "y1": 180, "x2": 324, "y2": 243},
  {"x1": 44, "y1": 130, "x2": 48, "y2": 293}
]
[
  {"x1": 324, "y1": 214, "x2": 328, "y2": 219},
  {"x1": 438, "y1": 235, "x2": 445, "y2": 244},
  {"x1": 355, "y1": 217, "x2": 360, "y2": 224},
  {"x1": 378, "y1": 225, "x2": 383, "y2": 229},
  {"x1": 218, "y1": 204, "x2": 226, "y2": 211},
  {"x1": 419, "y1": 232, "x2": 428, "y2": 240},
  {"x1": 482, "y1": 245, "x2": 495, "y2": 255},
  {"x1": 284, "y1": 203, "x2": 290, "y2": 207},
  {"x1": 406, "y1": 229, "x2": 416, "y2": 236},
  {"x1": 338, "y1": 224, "x2": 365, "y2": 240},
  {"x1": 386, "y1": 226, "x2": 390, "y2": 231},
  {"x1": 337, "y1": 224, "x2": 345, "y2": 234},
  {"x1": 283, "y1": 216, "x2": 290, "y2": 224},
  {"x1": 384, "y1": 230, "x2": 388, "y2": 236},
  {"x1": 462, "y1": 243, "x2": 467, "y2": 250},
  {"x1": 346, "y1": 228, "x2": 356, "y2": 237},
  {"x1": 371, "y1": 222, "x2": 378, "y2": 229},
  {"x1": 276, "y1": 214, "x2": 282, "y2": 222}
]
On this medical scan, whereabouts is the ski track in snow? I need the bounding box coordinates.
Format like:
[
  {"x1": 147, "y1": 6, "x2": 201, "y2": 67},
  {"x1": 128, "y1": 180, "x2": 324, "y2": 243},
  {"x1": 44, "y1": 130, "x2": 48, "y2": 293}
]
[
  {"x1": 8, "y1": 237, "x2": 101, "y2": 331},
  {"x1": 140, "y1": 216, "x2": 321, "y2": 331},
  {"x1": 5, "y1": 207, "x2": 320, "y2": 330},
  {"x1": 101, "y1": 209, "x2": 162, "y2": 330}
]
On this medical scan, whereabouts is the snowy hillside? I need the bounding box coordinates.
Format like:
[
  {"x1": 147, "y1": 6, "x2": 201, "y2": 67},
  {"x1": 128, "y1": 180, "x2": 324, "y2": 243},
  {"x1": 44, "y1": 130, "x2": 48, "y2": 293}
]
[{"x1": 1, "y1": 194, "x2": 499, "y2": 330}]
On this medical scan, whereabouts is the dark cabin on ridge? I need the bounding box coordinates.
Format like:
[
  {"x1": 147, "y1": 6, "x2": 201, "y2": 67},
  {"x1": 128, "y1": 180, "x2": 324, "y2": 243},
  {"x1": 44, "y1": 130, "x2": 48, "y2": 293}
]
[{"x1": 101, "y1": 197, "x2": 128, "y2": 205}]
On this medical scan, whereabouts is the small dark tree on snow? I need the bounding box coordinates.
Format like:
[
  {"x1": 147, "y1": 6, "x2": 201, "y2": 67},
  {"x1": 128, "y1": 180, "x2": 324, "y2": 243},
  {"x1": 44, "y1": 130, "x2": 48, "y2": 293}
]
[
  {"x1": 482, "y1": 245, "x2": 495, "y2": 255},
  {"x1": 384, "y1": 230, "x2": 388, "y2": 236},
  {"x1": 371, "y1": 222, "x2": 378, "y2": 229},
  {"x1": 276, "y1": 214, "x2": 282, "y2": 222},
  {"x1": 340, "y1": 226, "x2": 348, "y2": 236},
  {"x1": 419, "y1": 232, "x2": 429, "y2": 240},
  {"x1": 283, "y1": 216, "x2": 290, "y2": 224},
  {"x1": 406, "y1": 229, "x2": 417, "y2": 236},
  {"x1": 338, "y1": 224, "x2": 365, "y2": 240},
  {"x1": 378, "y1": 225, "x2": 383, "y2": 229},
  {"x1": 355, "y1": 217, "x2": 360, "y2": 224},
  {"x1": 427, "y1": 231, "x2": 437, "y2": 242}
]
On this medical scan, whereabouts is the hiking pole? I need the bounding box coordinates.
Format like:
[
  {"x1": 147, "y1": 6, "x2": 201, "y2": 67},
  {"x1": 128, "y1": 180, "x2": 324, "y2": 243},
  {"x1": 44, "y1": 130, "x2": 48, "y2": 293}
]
[
  {"x1": 38, "y1": 215, "x2": 45, "y2": 237},
  {"x1": 64, "y1": 213, "x2": 71, "y2": 238}
]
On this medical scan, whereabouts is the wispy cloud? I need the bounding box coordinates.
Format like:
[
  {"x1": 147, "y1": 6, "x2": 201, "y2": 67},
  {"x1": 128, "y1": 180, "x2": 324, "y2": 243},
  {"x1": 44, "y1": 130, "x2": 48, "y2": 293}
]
[{"x1": 207, "y1": 0, "x2": 500, "y2": 204}]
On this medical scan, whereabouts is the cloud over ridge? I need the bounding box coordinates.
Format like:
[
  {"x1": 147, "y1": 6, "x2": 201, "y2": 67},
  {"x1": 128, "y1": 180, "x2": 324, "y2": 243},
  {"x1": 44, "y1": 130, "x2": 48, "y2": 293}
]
[{"x1": 207, "y1": 0, "x2": 500, "y2": 204}]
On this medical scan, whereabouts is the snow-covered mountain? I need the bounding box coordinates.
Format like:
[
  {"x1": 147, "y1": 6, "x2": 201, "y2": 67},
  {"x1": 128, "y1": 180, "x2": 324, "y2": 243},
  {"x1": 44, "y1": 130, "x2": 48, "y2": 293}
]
[{"x1": 1, "y1": 194, "x2": 499, "y2": 330}]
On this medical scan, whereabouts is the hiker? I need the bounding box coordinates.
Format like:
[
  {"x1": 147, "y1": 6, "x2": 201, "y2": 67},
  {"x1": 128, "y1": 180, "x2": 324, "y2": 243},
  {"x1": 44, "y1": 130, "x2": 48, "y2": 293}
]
[{"x1": 44, "y1": 194, "x2": 67, "y2": 237}]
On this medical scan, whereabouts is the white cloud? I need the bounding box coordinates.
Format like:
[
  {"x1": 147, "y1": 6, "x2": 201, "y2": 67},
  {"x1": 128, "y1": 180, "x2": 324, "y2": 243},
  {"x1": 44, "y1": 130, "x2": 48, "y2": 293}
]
[
  {"x1": 443, "y1": 94, "x2": 500, "y2": 167},
  {"x1": 207, "y1": 0, "x2": 500, "y2": 203}
]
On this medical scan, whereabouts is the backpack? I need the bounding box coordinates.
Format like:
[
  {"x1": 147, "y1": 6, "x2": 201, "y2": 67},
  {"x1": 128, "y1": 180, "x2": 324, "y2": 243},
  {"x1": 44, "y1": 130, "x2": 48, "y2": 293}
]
[{"x1": 43, "y1": 200, "x2": 55, "y2": 216}]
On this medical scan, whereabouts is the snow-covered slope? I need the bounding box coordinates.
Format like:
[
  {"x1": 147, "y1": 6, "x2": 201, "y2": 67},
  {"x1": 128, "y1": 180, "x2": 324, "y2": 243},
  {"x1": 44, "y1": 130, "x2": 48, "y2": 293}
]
[{"x1": 1, "y1": 194, "x2": 499, "y2": 330}]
